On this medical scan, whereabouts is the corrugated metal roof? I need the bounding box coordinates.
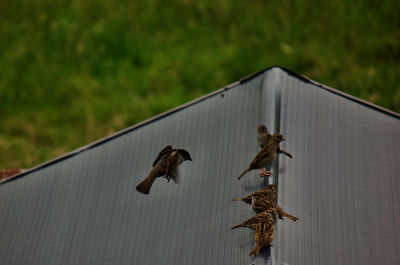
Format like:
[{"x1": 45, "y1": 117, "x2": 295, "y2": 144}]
[{"x1": 0, "y1": 67, "x2": 399, "y2": 265}]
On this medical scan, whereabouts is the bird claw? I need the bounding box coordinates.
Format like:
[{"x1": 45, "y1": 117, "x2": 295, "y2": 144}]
[{"x1": 259, "y1": 169, "x2": 273, "y2": 177}]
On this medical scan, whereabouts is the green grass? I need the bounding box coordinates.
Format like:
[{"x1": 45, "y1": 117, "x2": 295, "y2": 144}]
[{"x1": 0, "y1": 0, "x2": 399, "y2": 168}]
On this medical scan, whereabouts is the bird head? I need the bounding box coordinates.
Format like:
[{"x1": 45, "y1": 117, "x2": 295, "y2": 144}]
[
  {"x1": 266, "y1": 184, "x2": 277, "y2": 192},
  {"x1": 272, "y1": 133, "x2": 285, "y2": 143},
  {"x1": 258, "y1": 125, "x2": 268, "y2": 134}
]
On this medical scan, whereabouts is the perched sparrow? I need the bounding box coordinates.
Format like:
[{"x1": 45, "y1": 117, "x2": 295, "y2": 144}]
[
  {"x1": 257, "y1": 125, "x2": 271, "y2": 149},
  {"x1": 258, "y1": 124, "x2": 293, "y2": 158},
  {"x1": 249, "y1": 223, "x2": 275, "y2": 256},
  {"x1": 238, "y1": 133, "x2": 285, "y2": 180},
  {"x1": 232, "y1": 184, "x2": 277, "y2": 204},
  {"x1": 252, "y1": 199, "x2": 299, "y2": 222},
  {"x1": 136, "y1": 145, "x2": 192, "y2": 194},
  {"x1": 231, "y1": 209, "x2": 278, "y2": 230}
]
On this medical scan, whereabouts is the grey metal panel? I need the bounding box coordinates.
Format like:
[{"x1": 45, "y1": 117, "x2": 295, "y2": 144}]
[
  {"x1": 0, "y1": 71, "x2": 278, "y2": 265},
  {"x1": 0, "y1": 67, "x2": 399, "y2": 265},
  {"x1": 273, "y1": 69, "x2": 400, "y2": 265}
]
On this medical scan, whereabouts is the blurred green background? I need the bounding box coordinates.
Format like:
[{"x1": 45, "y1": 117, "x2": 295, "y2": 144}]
[{"x1": 0, "y1": 0, "x2": 399, "y2": 169}]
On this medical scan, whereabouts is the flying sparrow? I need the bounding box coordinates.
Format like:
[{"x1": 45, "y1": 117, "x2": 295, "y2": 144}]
[
  {"x1": 232, "y1": 184, "x2": 277, "y2": 204},
  {"x1": 238, "y1": 133, "x2": 286, "y2": 180},
  {"x1": 249, "y1": 222, "x2": 275, "y2": 256},
  {"x1": 136, "y1": 145, "x2": 192, "y2": 194},
  {"x1": 252, "y1": 199, "x2": 299, "y2": 222}
]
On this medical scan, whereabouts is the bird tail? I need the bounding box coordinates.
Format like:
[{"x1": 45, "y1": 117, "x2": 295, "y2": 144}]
[
  {"x1": 237, "y1": 168, "x2": 250, "y2": 180},
  {"x1": 272, "y1": 202, "x2": 299, "y2": 222},
  {"x1": 249, "y1": 245, "x2": 262, "y2": 257},
  {"x1": 281, "y1": 212, "x2": 299, "y2": 222},
  {"x1": 231, "y1": 197, "x2": 243, "y2": 202},
  {"x1": 136, "y1": 175, "x2": 156, "y2": 195},
  {"x1": 279, "y1": 149, "x2": 293, "y2": 158},
  {"x1": 231, "y1": 223, "x2": 245, "y2": 230}
]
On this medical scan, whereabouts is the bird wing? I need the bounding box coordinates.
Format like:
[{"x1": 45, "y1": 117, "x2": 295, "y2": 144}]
[
  {"x1": 261, "y1": 133, "x2": 272, "y2": 142},
  {"x1": 174, "y1": 149, "x2": 192, "y2": 164},
  {"x1": 253, "y1": 200, "x2": 275, "y2": 213},
  {"x1": 250, "y1": 143, "x2": 273, "y2": 167},
  {"x1": 152, "y1": 145, "x2": 173, "y2": 167},
  {"x1": 164, "y1": 149, "x2": 191, "y2": 183},
  {"x1": 257, "y1": 132, "x2": 271, "y2": 148}
]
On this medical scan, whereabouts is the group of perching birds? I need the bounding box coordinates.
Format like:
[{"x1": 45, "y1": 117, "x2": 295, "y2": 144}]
[
  {"x1": 135, "y1": 124, "x2": 298, "y2": 257},
  {"x1": 233, "y1": 125, "x2": 298, "y2": 256},
  {"x1": 231, "y1": 184, "x2": 298, "y2": 256}
]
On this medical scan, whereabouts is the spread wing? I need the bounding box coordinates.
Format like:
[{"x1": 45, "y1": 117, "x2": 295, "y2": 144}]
[
  {"x1": 174, "y1": 149, "x2": 192, "y2": 164},
  {"x1": 152, "y1": 145, "x2": 173, "y2": 167},
  {"x1": 165, "y1": 149, "x2": 192, "y2": 183}
]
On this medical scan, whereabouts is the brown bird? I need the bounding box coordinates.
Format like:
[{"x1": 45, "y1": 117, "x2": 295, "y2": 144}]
[
  {"x1": 258, "y1": 125, "x2": 293, "y2": 159},
  {"x1": 136, "y1": 145, "x2": 192, "y2": 194},
  {"x1": 252, "y1": 199, "x2": 299, "y2": 222},
  {"x1": 232, "y1": 184, "x2": 277, "y2": 204},
  {"x1": 257, "y1": 125, "x2": 271, "y2": 149},
  {"x1": 238, "y1": 133, "x2": 286, "y2": 180},
  {"x1": 231, "y1": 209, "x2": 278, "y2": 230},
  {"x1": 249, "y1": 222, "x2": 275, "y2": 256}
]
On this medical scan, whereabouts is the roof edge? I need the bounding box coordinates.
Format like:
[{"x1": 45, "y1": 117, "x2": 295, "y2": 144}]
[
  {"x1": 240, "y1": 66, "x2": 399, "y2": 119},
  {"x1": 0, "y1": 79, "x2": 240, "y2": 185},
  {"x1": 3, "y1": 65, "x2": 398, "y2": 185}
]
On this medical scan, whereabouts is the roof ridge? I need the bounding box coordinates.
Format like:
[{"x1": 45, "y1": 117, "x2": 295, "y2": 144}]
[{"x1": 3, "y1": 66, "x2": 398, "y2": 185}]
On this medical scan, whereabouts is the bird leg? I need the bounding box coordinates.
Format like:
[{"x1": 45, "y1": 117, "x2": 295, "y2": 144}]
[{"x1": 259, "y1": 168, "x2": 273, "y2": 177}]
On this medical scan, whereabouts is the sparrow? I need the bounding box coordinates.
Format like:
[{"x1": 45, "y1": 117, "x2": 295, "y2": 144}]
[
  {"x1": 252, "y1": 199, "x2": 299, "y2": 222},
  {"x1": 231, "y1": 184, "x2": 277, "y2": 204},
  {"x1": 258, "y1": 125, "x2": 293, "y2": 158},
  {"x1": 136, "y1": 145, "x2": 192, "y2": 194},
  {"x1": 238, "y1": 133, "x2": 286, "y2": 180},
  {"x1": 257, "y1": 125, "x2": 271, "y2": 149},
  {"x1": 249, "y1": 222, "x2": 275, "y2": 256},
  {"x1": 231, "y1": 209, "x2": 278, "y2": 230}
]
